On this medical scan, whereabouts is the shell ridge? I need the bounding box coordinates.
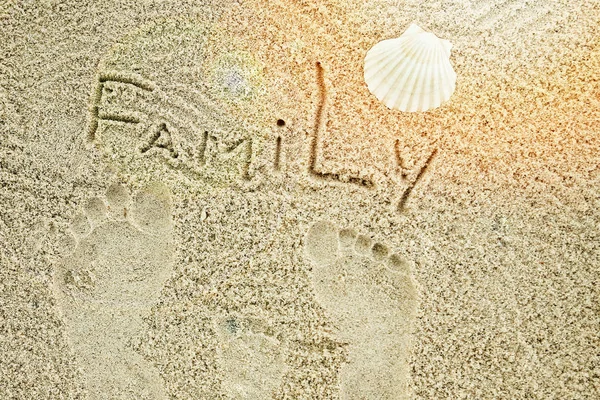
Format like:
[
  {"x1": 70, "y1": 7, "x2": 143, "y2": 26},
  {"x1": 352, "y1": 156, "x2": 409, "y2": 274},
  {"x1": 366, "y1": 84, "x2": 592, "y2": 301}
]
[
  {"x1": 363, "y1": 23, "x2": 456, "y2": 111},
  {"x1": 380, "y1": 49, "x2": 418, "y2": 108},
  {"x1": 440, "y1": 59, "x2": 456, "y2": 105},
  {"x1": 420, "y1": 46, "x2": 439, "y2": 110},
  {"x1": 403, "y1": 23, "x2": 425, "y2": 36},
  {"x1": 364, "y1": 38, "x2": 410, "y2": 78},
  {"x1": 431, "y1": 46, "x2": 445, "y2": 107},
  {"x1": 369, "y1": 43, "x2": 418, "y2": 96},
  {"x1": 365, "y1": 41, "x2": 417, "y2": 94},
  {"x1": 439, "y1": 50, "x2": 456, "y2": 97},
  {"x1": 412, "y1": 44, "x2": 436, "y2": 111},
  {"x1": 394, "y1": 42, "x2": 432, "y2": 110},
  {"x1": 379, "y1": 54, "x2": 416, "y2": 106},
  {"x1": 428, "y1": 43, "x2": 446, "y2": 108},
  {"x1": 365, "y1": 42, "x2": 411, "y2": 83}
]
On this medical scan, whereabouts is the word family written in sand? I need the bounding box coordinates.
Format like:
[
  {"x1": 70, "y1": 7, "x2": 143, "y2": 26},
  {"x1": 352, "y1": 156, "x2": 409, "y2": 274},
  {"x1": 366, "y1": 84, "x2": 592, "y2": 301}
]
[{"x1": 88, "y1": 70, "x2": 436, "y2": 212}]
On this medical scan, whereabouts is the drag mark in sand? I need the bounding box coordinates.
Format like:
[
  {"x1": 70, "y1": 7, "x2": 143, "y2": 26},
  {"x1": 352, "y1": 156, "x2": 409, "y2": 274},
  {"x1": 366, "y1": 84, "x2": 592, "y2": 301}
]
[
  {"x1": 274, "y1": 135, "x2": 282, "y2": 171},
  {"x1": 221, "y1": 137, "x2": 253, "y2": 181},
  {"x1": 88, "y1": 71, "x2": 156, "y2": 142},
  {"x1": 471, "y1": 0, "x2": 557, "y2": 35},
  {"x1": 88, "y1": 68, "x2": 436, "y2": 210},
  {"x1": 394, "y1": 139, "x2": 410, "y2": 179},
  {"x1": 309, "y1": 61, "x2": 374, "y2": 188},
  {"x1": 273, "y1": 118, "x2": 286, "y2": 171},
  {"x1": 141, "y1": 121, "x2": 179, "y2": 159},
  {"x1": 397, "y1": 147, "x2": 438, "y2": 212},
  {"x1": 89, "y1": 70, "x2": 255, "y2": 181},
  {"x1": 198, "y1": 131, "x2": 253, "y2": 180}
]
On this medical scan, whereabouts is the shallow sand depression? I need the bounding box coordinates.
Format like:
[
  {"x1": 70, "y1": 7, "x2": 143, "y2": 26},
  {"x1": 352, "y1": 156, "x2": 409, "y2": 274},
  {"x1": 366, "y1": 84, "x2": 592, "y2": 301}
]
[{"x1": 0, "y1": 0, "x2": 599, "y2": 399}]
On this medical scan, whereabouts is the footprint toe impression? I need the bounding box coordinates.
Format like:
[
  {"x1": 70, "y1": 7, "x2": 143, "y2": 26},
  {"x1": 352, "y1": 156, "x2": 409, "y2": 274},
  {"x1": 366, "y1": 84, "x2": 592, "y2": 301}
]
[
  {"x1": 304, "y1": 220, "x2": 418, "y2": 400},
  {"x1": 214, "y1": 313, "x2": 287, "y2": 400},
  {"x1": 130, "y1": 181, "x2": 173, "y2": 235},
  {"x1": 52, "y1": 183, "x2": 174, "y2": 400},
  {"x1": 304, "y1": 220, "x2": 340, "y2": 267},
  {"x1": 105, "y1": 182, "x2": 131, "y2": 220}
]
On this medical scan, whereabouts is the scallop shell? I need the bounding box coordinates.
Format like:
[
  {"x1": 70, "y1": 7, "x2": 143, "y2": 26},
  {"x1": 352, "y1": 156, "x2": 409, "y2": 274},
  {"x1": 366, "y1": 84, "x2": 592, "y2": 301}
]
[{"x1": 364, "y1": 23, "x2": 456, "y2": 112}]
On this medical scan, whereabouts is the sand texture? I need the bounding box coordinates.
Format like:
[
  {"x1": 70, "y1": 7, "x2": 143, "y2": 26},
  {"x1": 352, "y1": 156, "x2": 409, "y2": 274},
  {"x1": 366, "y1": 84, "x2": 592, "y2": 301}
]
[{"x1": 1, "y1": 0, "x2": 599, "y2": 398}]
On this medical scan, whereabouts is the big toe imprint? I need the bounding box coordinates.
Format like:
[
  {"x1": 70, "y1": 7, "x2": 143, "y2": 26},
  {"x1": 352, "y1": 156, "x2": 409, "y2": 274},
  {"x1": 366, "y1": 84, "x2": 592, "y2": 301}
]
[
  {"x1": 52, "y1": 182, "x2": 173, "y2": 400},
  {"x1": 305, "y1": 221, "x2": 418, "y2": 400}
]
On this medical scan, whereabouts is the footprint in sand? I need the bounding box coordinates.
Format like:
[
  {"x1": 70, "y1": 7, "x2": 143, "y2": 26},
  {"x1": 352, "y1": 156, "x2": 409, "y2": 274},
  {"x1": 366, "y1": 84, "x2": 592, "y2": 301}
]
[
  {"x1": 214, "y1": 312, "x2": 287, "y2": 400},
  {"x1": 52, "y1": 182, "x2": 173, "y2": 400},
  {"x1": 304, "y1": 221, "x2": 418, "y2": 400}
]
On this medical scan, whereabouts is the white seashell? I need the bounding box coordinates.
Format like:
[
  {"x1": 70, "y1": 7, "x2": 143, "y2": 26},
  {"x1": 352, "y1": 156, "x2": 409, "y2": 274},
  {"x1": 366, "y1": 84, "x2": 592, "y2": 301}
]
[{"x1": 364, "y1": 23, "x2": 456, "y2": 112}]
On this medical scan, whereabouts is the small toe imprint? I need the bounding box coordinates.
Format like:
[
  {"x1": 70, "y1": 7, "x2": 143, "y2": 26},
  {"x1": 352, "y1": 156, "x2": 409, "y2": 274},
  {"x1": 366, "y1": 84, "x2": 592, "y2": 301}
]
[
  {"x1": 354, "y1": 234, "x2": 373, "y2": 256},
  {"x1": 386, "y1": 253, "x2": 411, "y2": 275},
  {"x1": 338, "y1": 228, "x2": 357, "y2": 250},
  {"x1": 371, "y1": 242, "x2": 389, "y2": 262},
  {"x1": 69, "y1": 212, "x2": 91, "y2": 239},
  {"x1": 84, "y1": 197, "x2": 108, "y2": 226},
  {"x1": 105, "y1": 183, "x2": 131, "y2": 220}
]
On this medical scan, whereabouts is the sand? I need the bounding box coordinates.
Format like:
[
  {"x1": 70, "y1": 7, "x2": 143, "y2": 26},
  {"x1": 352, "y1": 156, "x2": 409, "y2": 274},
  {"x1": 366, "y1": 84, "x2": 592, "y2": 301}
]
[{"x1": 0, "y1": 0, "x2": 598, "y2": 398}]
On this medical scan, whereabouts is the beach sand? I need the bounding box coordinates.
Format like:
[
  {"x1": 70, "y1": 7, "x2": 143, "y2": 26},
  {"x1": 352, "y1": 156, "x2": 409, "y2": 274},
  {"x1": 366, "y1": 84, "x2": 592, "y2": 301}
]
[{"x1": 0, "y1": 0, "x2": 598, "y2": 398}]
